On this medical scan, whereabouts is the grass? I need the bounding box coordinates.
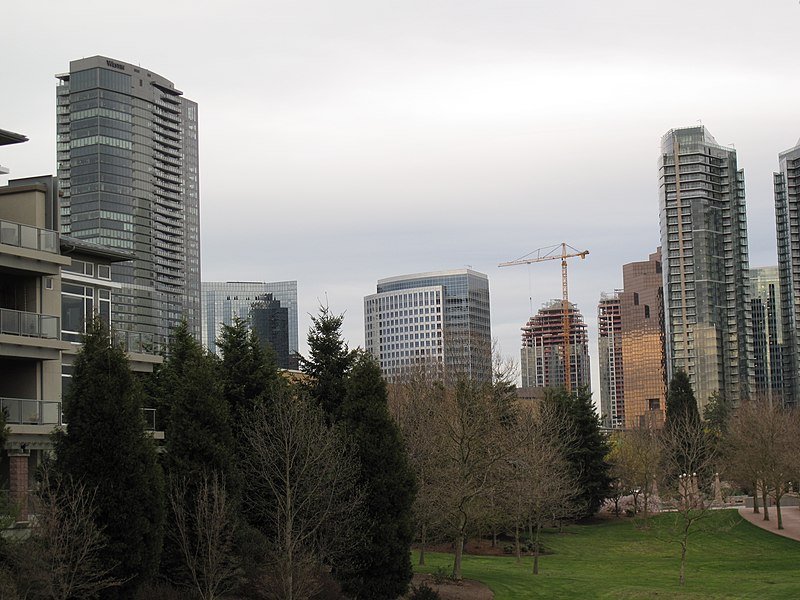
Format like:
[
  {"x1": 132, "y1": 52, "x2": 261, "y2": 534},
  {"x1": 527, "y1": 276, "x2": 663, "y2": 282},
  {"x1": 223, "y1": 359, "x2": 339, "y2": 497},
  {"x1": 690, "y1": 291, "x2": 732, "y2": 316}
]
[{"x1": 415, "y1": 510, "x2": 800, "y2": 599}]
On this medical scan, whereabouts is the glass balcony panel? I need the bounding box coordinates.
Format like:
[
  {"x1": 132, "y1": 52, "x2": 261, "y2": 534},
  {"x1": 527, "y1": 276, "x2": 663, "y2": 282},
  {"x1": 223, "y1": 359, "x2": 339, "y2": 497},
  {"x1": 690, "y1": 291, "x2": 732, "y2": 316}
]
[
  {"x1": 0, "y1": 221, "x2": 19, "y2": 246},
  {"x1": 0, "y1": 310, "x2": 20, "y2": 335},
  {"x1": 19, "y1": 312, "x2": 39, "y2": 337},
  {"x1": 40, "y1": 230, "x2": 58, "y2": 253},
  {"x1": 20, "y1": 225, "x2": 38, "y2": 249},
  {"x1": 40, "y1": 316, "x2": 58, "y2": 339}
]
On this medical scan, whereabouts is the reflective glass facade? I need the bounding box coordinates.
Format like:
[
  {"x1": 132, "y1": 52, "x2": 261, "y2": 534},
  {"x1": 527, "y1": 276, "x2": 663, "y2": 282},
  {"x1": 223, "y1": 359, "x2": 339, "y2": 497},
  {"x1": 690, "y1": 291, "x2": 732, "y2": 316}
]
[
  {"x1": 364, "y1": 269, "x2": 492, "y2": 382},
  {"x1": 659, "y1": 127, "x2": 753, "y2": 411},
  {"x1": 201, "y1": 281, "x2": 299, "y2": 365},
  {"x1": 750, "y1": 266, "x2": 784, "y2": 399},
  {"x1": 56, "y1": 56, "x2": 201, "y2": 340},
  {"x1": 774, "y1": 140, "x2": 800, "y2": 406},
  {"x1": 619, "y1": 249, "x2": 667, "y2": 428}
]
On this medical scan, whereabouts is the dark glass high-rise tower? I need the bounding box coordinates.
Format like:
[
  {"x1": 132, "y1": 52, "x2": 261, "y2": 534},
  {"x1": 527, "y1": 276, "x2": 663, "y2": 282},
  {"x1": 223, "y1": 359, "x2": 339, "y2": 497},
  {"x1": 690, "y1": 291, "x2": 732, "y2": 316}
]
[
  {"x1": 658, "y1": 126, "x2": 752, "y2": 411},
  {"x1": 56, "y1": 56, "x2": 201, "y2": 339},
  {"x1": 774, "y1": 139, "x2": 800, "y2": 406}
]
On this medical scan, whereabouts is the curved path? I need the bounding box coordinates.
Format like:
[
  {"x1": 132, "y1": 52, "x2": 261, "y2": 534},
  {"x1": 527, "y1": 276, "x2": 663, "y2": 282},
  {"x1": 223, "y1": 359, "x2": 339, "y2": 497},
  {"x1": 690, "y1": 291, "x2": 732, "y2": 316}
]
[{"x1": 738, "y1": 505, "x2": 800, "y2": 542}]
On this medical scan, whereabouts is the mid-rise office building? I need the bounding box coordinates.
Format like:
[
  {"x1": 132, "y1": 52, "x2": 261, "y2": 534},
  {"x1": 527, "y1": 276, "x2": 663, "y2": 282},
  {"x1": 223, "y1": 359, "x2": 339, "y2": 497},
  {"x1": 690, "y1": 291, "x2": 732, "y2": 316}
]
[
  {"x1": 56, "y1": 56, "x2": 201, "y2": 339},
  {"x1": 364, "y1": 269, "x2": 492, "y2": 382},
  {"x1": 659, "y1": 126, "x2": 753, "y2": 411},
  {"x1": 774, "y1": 139, "x2": 800, "y2": 406},
  {"x1": 520, "y1": 300, "x2": 590, "y2": 391},
  {"x1": 598, "y1": 292, "x2": 623, "y2": 429},
  {"x1": 201, "y1": 281, "x2": 299, "y2": 368}
]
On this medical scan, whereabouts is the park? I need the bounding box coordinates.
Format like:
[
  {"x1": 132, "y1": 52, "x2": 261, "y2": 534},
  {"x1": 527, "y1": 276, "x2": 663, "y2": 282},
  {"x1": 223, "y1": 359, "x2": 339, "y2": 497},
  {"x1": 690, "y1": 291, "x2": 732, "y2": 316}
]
[{"x1": 412, "y1": 509, "x2": 800, "y2": 599}]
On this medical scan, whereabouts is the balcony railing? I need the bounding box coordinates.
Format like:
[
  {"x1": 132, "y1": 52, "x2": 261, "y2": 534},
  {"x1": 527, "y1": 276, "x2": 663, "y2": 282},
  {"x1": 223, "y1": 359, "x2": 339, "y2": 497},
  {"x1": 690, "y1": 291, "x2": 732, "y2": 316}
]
[
  {"x1": 113, "y1": 329, "x2": 167, "y2": 355},
  {"x1": 0, "y1": 309, "x2": 60, "y2": 339},
  {"x1": 0, "y1": 398, "x2": 159, "y2": 432},
  {"x1": 0, "y1": 398, "x2": 62, "y2": 426},
  {"x1": 0, "y1": 219, "x2": 59, "y2": 254}
]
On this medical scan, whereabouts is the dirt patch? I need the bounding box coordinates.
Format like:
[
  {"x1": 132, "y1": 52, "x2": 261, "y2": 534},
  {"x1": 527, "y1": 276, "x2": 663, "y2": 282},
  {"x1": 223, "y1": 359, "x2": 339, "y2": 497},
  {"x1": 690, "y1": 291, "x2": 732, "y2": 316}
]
[{"x1": 409, "y1": 573, "x2": 493, "y2": 600}]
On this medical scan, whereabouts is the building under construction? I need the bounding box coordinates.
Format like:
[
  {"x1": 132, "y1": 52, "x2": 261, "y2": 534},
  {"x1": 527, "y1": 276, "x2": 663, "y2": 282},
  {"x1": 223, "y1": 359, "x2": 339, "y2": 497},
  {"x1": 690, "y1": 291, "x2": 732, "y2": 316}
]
[{"x1": 520, "y1": 300, "x2": 591, "y2": 391}]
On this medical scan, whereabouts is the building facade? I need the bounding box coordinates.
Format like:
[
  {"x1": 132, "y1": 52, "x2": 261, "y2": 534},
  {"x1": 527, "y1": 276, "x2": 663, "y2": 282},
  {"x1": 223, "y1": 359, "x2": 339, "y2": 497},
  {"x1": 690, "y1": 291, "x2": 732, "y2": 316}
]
[
  {"x1": 364, "y1": 269, "x2": 492, "y2": 383},
  {"x1": 201, "y1": 281, "x2": 299, "y2": 367},
  {"x1": 0, "y1": 157, "x2": 162, "y2": 515},
  {"x1": 619, "y1": 249, "x2": 667, "y2": 428},
  {"x1": 520, "y1": 300, "x2": 591, "y2": 391},
  {"x1": 774, "y1": 139, "x2": 800, "y2": 406},
  {"x1": 598, "y1": 292, "x2": 623, "y2": 429},
  {"x1": 750, "y1": 266, "x2": 784, "y2": 400},
  {"x1": 658, "y1": 126, "x2": 753, "y2": 412},
  {"x1": 56, "y1": 56, "x2": 201, "y2": 339}
]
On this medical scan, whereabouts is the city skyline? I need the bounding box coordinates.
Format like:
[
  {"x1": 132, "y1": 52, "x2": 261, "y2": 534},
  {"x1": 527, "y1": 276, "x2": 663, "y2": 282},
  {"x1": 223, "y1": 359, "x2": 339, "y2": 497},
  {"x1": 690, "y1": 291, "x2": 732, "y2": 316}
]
[{"x1": 3, "y1": 0, "x2": 799, "y2": 395}]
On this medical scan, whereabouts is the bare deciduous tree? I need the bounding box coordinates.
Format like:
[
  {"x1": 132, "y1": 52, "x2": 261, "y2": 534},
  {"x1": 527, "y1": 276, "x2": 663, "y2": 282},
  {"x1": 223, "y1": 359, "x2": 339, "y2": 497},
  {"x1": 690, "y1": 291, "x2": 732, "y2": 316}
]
[
  {"x1": 608, "y1": 425, "x2": 662, "y2": 520},
  {"x1": 168, "y1": 472, "x2": 238, "y2": 600},
  {"x1": 727, "y1": 396, "x2": 797, "y2": 529},
  {"x1": 503, "y1": 403, "x2": 578, "y2": 575},
  {"x1": 242, "y1": 393, "x2": 363, "y2": 600},
  {"x1": 19, "y1": 466, "x2": 123, "y2": 600},
  {"x1": 658, "y1": 416, "x2": 718, "y2": 587}
]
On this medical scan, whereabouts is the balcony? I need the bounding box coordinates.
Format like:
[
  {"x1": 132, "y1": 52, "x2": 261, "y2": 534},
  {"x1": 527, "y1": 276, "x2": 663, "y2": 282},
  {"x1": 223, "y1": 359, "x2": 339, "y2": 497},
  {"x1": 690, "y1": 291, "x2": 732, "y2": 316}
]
[
  {"x1": 0, "y1": 309, "x2": 59, "y2": 340},
  {"x1": 0, "y1": 398, "x2": 62, "y2": 426},
  {"x1": 0, "y1": 220, "x2": 58, "y2": 254},
  {"x1": 1, "y1": 398, "x2": 161, "y2": 437},
  {"x1": 113, "y1": 329, "x2": 167, "y2": 355}
]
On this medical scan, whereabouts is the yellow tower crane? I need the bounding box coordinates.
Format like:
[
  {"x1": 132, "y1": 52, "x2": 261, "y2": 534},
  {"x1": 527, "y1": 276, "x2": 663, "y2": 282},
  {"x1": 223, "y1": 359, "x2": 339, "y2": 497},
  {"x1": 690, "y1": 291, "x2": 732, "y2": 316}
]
[{"x1": 499, "y1": 243, "x2": 589, "y2": 393}]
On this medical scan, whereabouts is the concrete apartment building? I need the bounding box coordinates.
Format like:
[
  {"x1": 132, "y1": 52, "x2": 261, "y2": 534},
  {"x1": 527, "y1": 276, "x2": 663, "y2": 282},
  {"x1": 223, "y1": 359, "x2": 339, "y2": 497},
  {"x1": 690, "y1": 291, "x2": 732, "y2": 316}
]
[
  {"x1": 56, "y1": 56, "x2": 201, "y2": 340},
  {"x1": 1, "y1": 131, "x2": 161, "y2": 515},
  {"x1": 364, "y1": 269, "x2": 492, "y2": 383},
  {"x1": 659, "y1": 126, "x2": 753, "y2": 412}
]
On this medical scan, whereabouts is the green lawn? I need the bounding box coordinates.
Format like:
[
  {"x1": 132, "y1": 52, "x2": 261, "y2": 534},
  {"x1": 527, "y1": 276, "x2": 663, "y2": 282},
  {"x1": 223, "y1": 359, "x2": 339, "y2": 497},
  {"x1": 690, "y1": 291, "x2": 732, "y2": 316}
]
[{"x1": 415, "y1": 510, "x2": 800, "y2": 599}]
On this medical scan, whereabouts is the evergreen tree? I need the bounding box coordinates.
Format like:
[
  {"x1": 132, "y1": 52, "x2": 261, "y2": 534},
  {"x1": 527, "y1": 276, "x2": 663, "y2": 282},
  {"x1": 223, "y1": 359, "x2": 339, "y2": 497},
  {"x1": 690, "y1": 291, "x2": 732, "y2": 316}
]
[
  {"x1": 665, "y1": 369, "x2": 700, "y2": 428},
  {"x1": 544, "y1": 387, "x2": 612, "y2": 518},
  {"x1": 336, "y1": 351, "x2": 416, "y2": 599},
  {"x1": 157, "y1": 322, "x2": 238, "y2": 583},
  {"x1": 54, "y1": 318, "x2": 164, "y2": 599},
  {"x1": 217, "y1": 317, "x2": 283, "y2": 436},
  {"x1": 300, "y1": 306, "x2": 355, "y2": 417},
  {"x1": 160, "y1": 321, "x2": 235, "y2": 483}
]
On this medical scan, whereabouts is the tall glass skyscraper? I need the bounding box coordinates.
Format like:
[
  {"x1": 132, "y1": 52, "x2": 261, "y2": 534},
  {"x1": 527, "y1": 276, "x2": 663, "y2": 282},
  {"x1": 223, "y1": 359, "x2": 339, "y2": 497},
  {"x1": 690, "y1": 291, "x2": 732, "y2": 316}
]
[
  {"x1": 774, "y1": 138, "x2": 800, "y2": 406},
  {"x1": 364, "y1": 269, "x2": 492, "y2": 383},
  {"x1": 750, "y1": 266, "x2": 783, "y2": 400},
  {"x1": 658, "y1": 126, "x2": 752, "y2": 411},
  {"x1": 56, "y1": 56, "x2": 201, "y2": 339}
]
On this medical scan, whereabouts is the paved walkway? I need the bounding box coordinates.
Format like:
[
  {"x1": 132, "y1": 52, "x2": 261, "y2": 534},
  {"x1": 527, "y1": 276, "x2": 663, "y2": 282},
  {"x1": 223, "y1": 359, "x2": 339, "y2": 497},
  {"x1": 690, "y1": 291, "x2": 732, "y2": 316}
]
[{"x1": 738, "y1": 505, "x2": 800, "y2": 542}]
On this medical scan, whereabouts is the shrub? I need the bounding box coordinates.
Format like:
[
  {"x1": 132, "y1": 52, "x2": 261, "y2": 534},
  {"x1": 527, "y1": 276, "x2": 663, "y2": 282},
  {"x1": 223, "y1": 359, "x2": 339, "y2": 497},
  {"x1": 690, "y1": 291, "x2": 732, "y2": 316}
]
[
  {"x1": 431, "y1": 566, "x2": 451, "y2": 584},
  {"x1": 409, "y1": 582, "x2": 441, "y2": 600}
]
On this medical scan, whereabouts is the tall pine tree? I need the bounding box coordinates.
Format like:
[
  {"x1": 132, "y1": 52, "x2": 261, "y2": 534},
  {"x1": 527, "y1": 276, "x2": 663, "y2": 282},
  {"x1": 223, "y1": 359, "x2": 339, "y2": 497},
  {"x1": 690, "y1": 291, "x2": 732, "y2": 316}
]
[
  {"x1": 302, "y1": 310, "x2": 415, "y2": 598},
  {"x1": 156, "y1": 322, "x2": 238, "y2": 583},
  {"x1": 300, "y1": 306, "x2": 355, "y2": 417},
  {"x1": 544, "y1": 387, "x2": 611, "y2": 518},
  {"x1": 54, "y1": 318, "x2": 164, "y2": 599},
  {"x1": 665, "y1": 369, "x2": 700, "y2": 427},
  {"x1": 337, "y1": 352, "x2": 416, "y2": 599}
]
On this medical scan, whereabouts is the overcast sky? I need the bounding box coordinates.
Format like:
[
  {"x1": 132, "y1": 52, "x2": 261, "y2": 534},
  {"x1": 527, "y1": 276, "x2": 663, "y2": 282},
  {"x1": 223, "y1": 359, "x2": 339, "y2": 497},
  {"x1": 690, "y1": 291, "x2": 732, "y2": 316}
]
[{"x1": 4, "y1": 0, "x2": 800, "y2": 395}]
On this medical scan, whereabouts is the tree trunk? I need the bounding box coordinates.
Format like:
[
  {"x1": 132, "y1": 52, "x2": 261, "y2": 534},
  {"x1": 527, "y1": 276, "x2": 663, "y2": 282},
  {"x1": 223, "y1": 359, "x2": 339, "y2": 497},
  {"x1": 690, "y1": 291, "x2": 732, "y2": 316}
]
[
  {"x1": 492, "y1": 529, "x2": 497, "y2": 548},
  {"x1": 761, "y1": 482, "x2": 770, "y2": 522},
  {"x1": 775, "y1": 487, "x2": 784, "y2": 530},
  {"x1": 679, "y1": 519, "x2": 690, "y2": 587},
  {"x1": 532, "y1": 521, "x2": 542, "y2": 575},
  {"x1": 514, "y1": 522, "x2": 521, "y2": 563},
  {"x1": 752, "y1": 487, "x2": 759, "y2": 514},
  {"x1": 453, "y1": 533, "x2": 464, "y2": 580},
  {"x1": 419, "y1": 523, "x2": 426, "y2": 566},
  {"x1": 642, "y1": 489, "x2": 649, "y2": 520}
]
